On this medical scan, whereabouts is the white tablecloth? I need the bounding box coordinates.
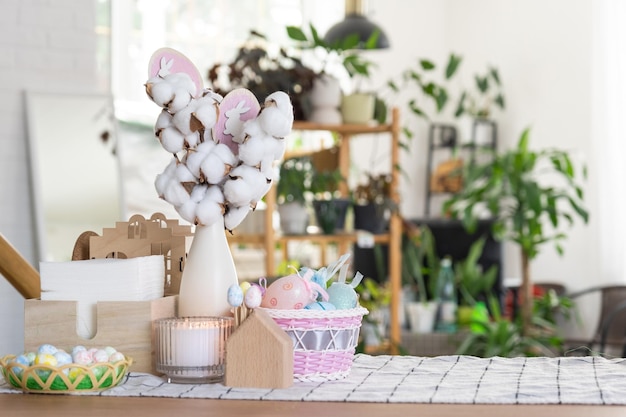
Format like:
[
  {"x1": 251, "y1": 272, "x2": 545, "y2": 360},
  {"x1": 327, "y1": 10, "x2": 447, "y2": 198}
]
[{"x1": 3, "y1": 354, "x2": 626, "y2": 405}]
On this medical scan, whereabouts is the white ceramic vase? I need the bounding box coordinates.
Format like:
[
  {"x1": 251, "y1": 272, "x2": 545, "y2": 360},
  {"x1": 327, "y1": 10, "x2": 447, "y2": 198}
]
[
  {"x1": 177, "y1": 221, "x2": 239, "y2": 317},
  {"x1": 309, "y1": 74, "x2": 343, "y2": 124}
]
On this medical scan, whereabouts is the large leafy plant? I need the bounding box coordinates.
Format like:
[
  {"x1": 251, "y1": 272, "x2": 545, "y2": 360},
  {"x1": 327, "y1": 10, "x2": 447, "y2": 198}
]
[
  {"x1": 443, "y1": 128, "x2": 589, "y2": 335},
  {"x1": 286, "y1": 23, "x2": 379, "y2": 80},
  {"x1": 455, "y1": 66, "x2": 505, "y2": 118}
]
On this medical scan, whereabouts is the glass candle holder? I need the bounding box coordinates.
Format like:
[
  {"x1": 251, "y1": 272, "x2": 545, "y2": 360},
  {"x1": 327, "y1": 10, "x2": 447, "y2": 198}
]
[{"x1": 154, "y1": 316, "x2": 234, "y2": 383}]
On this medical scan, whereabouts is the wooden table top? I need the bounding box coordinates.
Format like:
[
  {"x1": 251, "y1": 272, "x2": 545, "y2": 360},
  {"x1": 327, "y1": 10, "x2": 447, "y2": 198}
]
[{"x1": 2, "y1": 394, "x2": 626, "y2": 417}]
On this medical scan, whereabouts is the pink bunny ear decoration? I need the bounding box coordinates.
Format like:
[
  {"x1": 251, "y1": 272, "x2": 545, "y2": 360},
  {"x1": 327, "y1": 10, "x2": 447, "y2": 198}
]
[
  {"x1": 148, "y1": 47, "x2": 204, "y2": 98},
  {"x1": 214, "y1": 88, "x2": 261, "y2": 155}
]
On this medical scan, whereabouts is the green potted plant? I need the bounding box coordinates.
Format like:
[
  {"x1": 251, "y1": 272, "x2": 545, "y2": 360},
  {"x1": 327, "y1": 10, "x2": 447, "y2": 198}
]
[
  {"x1": 454, "y1": 237, "x2": 498, "y2": 327},
  {"x1": 286, "y1": 23, "x2": 380, "y2": 124},
  {"x1": 402, "y1": 222, "x2": 439, "y2": 333},
  {"x1": 454, "y1": 66, "x2": 506, "y2": 145},
  {"x1": 356, "y1": 277, "x2": 391, "y2": 347},
  {"x1": 443, "y1": 128, "x2": 589, "y2": 335},
  {"x1": 276, "y1": 157, "x2": 313, "y2": 235},
  {"x1": 352, "y1": 172, "x2": 398, "y2": 234},
  {"x1": 309, "y1": 168, "x2": 349, "y2": 234},
  {"x1": 207, "y1": 29, "x2": 318, "y2": 121},
  {"x1": 455, "y1": 295, "x2": 558, "y2": 357}
]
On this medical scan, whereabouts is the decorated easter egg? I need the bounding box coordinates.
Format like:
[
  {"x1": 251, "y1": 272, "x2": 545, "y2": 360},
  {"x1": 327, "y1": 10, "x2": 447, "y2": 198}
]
[
  {"x1": 54, "y1": 351, "x2": 73, "y2": 367},
  {"x1": 244, "y1": 285, "x2": 263, "y2": 308},
  {"x1": 227, "y1": 283, "x2": 244, "y2": 307},
  {"x1": 71, "y1": 345, "x2": 86, "y2": 357},
  {"x1": 73, "y1": 350, "x2": 93, "y2": 365},
  {"x1": 261, "y1": 274, "x2": 313, "y2": 309},
  {"x1": 109, "y1": 351, "x2": 125, "y2": 363},
  {"x1": 304, "y1": 301, "x2": 337, "y2": 311},
  {"x1": 93, "y1": 349, "x2": 109, "y2": 363},
  {"x1": 38, "y1": 344, "x2": 58, "y2": 355},
  {"x1": 327, "y1": 282, "x2": 358, "y2": 309},
  {"x1": 240, "y1": 281, "x2": 251, "y2": 294}
]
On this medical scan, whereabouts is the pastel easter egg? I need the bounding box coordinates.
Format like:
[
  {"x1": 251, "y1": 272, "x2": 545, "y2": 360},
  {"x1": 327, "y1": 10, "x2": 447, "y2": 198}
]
[
  {"x1": 239, "y1": 281, "x2": 251, "y2": 294},
  {"x1": 227, "y1": 283, "x2": 244, "y2": 307},
  {"x1": 109, "y1": 351, "x2": 125, "y2": 363},
  {"x1": 10, "y1": 354, "x2": 30, "y2": 376},
  {"x1": 24, "y1": 352, "x2": 36, "y2": 365},
  {"x1": 73, "y1": 350, "x2": 93, "y2": 365},
  {"x1": 93, "y1": 349, "x2": 109, "y2": 363},
  {"x1": 38, "y1": 344, "x2": 58, "y2": 355},
  {"x1": 54, "y1": 351, "x2": 73, "y2": 367},
  {"x1": 35, "y1": 353, "x2": 57, "y2": 367},
  {"x1": 244, "y1": 285, "x2": 262, "y2": 308},
  {"x1": 104, "y1": 346, "x2": 117, "y2": 357},
  {"x1": 68, "y1": 367, "x2": 84, "y2": 382},
  {"x1": 261, "y1": 275, "x2": 312, "y2": 309},
  {"x1": 327, "y1": 282, "x2": 358, "y2": 309},
  {"x1": 71, "y1": 345, "x2": 86, "y2": 357},
  {"x1": 304, "y1": 301, "x2": 337, "y2": 311}
]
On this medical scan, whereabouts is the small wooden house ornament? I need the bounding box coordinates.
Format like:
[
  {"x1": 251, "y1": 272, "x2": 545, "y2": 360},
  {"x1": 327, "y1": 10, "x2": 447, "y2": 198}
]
[{"x1": 224, "y1": 308, "x2": 293, "y2": 389}]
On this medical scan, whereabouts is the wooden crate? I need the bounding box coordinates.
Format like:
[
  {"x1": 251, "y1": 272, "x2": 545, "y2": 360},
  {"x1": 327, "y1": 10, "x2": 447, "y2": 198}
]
[{"x1": 24, "y1": 296, "x2": 177, "y2": 374}]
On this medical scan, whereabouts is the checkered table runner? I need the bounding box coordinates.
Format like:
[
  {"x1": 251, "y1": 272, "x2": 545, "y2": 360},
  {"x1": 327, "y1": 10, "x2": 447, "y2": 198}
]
[{"x1": 3, "y1": 355, "x2": 626, "y2": 404}]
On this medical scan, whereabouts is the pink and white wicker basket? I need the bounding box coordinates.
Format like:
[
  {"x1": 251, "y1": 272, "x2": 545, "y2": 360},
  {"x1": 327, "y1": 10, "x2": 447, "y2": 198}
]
[{"x1": 260, "y1": 306, "x2": 368, "y2": 382}]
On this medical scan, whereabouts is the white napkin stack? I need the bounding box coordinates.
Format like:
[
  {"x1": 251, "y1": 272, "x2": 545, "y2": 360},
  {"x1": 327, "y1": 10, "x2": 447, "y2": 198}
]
[{"x1": 40, "y1": 255, "x2": 165, "y2": 338}]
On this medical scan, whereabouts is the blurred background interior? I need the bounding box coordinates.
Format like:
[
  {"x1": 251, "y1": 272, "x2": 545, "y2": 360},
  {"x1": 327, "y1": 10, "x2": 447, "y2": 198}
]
[{"x1": 1, "y1": 0, "x2": 625, "y2": 357}]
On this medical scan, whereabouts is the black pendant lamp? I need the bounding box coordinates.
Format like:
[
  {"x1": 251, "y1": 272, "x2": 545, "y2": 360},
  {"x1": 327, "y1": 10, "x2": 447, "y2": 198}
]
[{"x1": 323, "y1": 0, "x2": 390, "y2": 49}]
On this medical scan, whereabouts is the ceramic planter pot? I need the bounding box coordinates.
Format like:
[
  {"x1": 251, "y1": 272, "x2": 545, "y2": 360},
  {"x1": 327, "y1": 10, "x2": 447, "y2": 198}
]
[
  {"x1": 312, "y1": 198, "x2": 351, "y2": 234},
  {"x1": 353, "y1": 202, "x2": 387, "y2": 234},
  {"x1": 278, "y1": 202, "x2": 309, "y2": 235},
  {"x1": 309, "y1": 75, "x2": 342, "y2": 124},
  {"x1": 406, "y1": 301, "x2": 437, "y2": 334},
  {"x1": 341, "y1": 93, "x2": 374, "y2": 124}
]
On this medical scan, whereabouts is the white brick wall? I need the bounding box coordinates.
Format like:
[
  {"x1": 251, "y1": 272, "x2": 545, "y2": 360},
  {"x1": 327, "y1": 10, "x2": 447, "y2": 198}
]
[{"x1": 0, "y1": 0, "x2": 100, "y2": 355}]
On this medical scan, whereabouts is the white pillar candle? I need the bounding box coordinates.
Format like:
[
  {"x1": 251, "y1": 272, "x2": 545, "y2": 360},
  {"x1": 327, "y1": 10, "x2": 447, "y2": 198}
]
[{"x1": 154, "y1": 317, "x2": 233, "y2": 383}]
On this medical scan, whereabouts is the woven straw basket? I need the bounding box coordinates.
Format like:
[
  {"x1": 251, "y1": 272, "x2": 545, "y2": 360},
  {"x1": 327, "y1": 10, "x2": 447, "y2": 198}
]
[
  {"x1": 0, "y1": 355, "x2": 132, "y2": 394},
  {"x1": 260, "y1": 306, "x2": 368, "y2": 382}
]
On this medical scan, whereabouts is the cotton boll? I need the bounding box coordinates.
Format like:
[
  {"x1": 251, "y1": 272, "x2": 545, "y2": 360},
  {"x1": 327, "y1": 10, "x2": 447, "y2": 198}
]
[
  {"x1": 159, "y1": 126, "x2": 185, "y2": 153},
  {"x1": 184, "y1": 132, "x2": 201, "y2": 149},
  {"x1": 223, "y1": 164, "x2": 269, "y2": 207},
  {"x1": 224, "y1": 204, "x2": 251, "y2": 232},
  {"x1": 238, "y1": 134, "x2": 268, "y2": 167},
  {"x1": 192, "y1": 100, "x2": 219, "y2": 131},
  {"x1": 198, "y1": 143, "x2": 237, "y2": 185},
  {"x1": 212, "y1": 143, "x2": 238, "y2": 168},
  {"x1": 145, "y1": 77, "x2": 174, "y2": 108},
  {"x1": 155, "y1": 109, "x2": 173, "y2": 136},
  {"x1": 235, "y1": 118, "x2": 264, "y2": 145},
  {"x1": 185, "y1": 141, "x2": 216, "y2": 178},
  {"x1": 271, "y1": 137, "x2": 287, "y2": 160},
  {"x1": 195, "y1": 186, "x2": 225, "y2": 226},
  {"x1": 258, "y1": 91, "x2": 294, "y2": 138},
  {"x1": 201, "y1": 88, "x2": 223, "y2": 103},
  {"x1": 172, "y1": 100, "x2": 199, "y2": 135},
  {"x1": 164, "y1": 72, "x2": 197, "y2": 98},
  {"x1": 190, "y1": 183, "x2": 209, "y2": 202},
  {"x1": 175, "y1": 163, "x2": 197, "y2": 183},
  {"x1": 168, "y1": 88, "x2": 193, "y2": 113},
  {"x1": 175, "y1": 203, "x2": 196, "y2": 224},
  {"x1": 175, "y1": 184, "x2": 207, "y2": 223},
  {"x1": 259, "y1": 155, "x2": 275, "y2": 180},
  {"x1": 155, "y1": 158, "x2": 178, "y2": 197},
  {"x1": 163, "y1": 180, "x2": 191, "y2": 207},
  {"x1": 200, "y1": 153, "x2": 231, "y2": 185}
]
